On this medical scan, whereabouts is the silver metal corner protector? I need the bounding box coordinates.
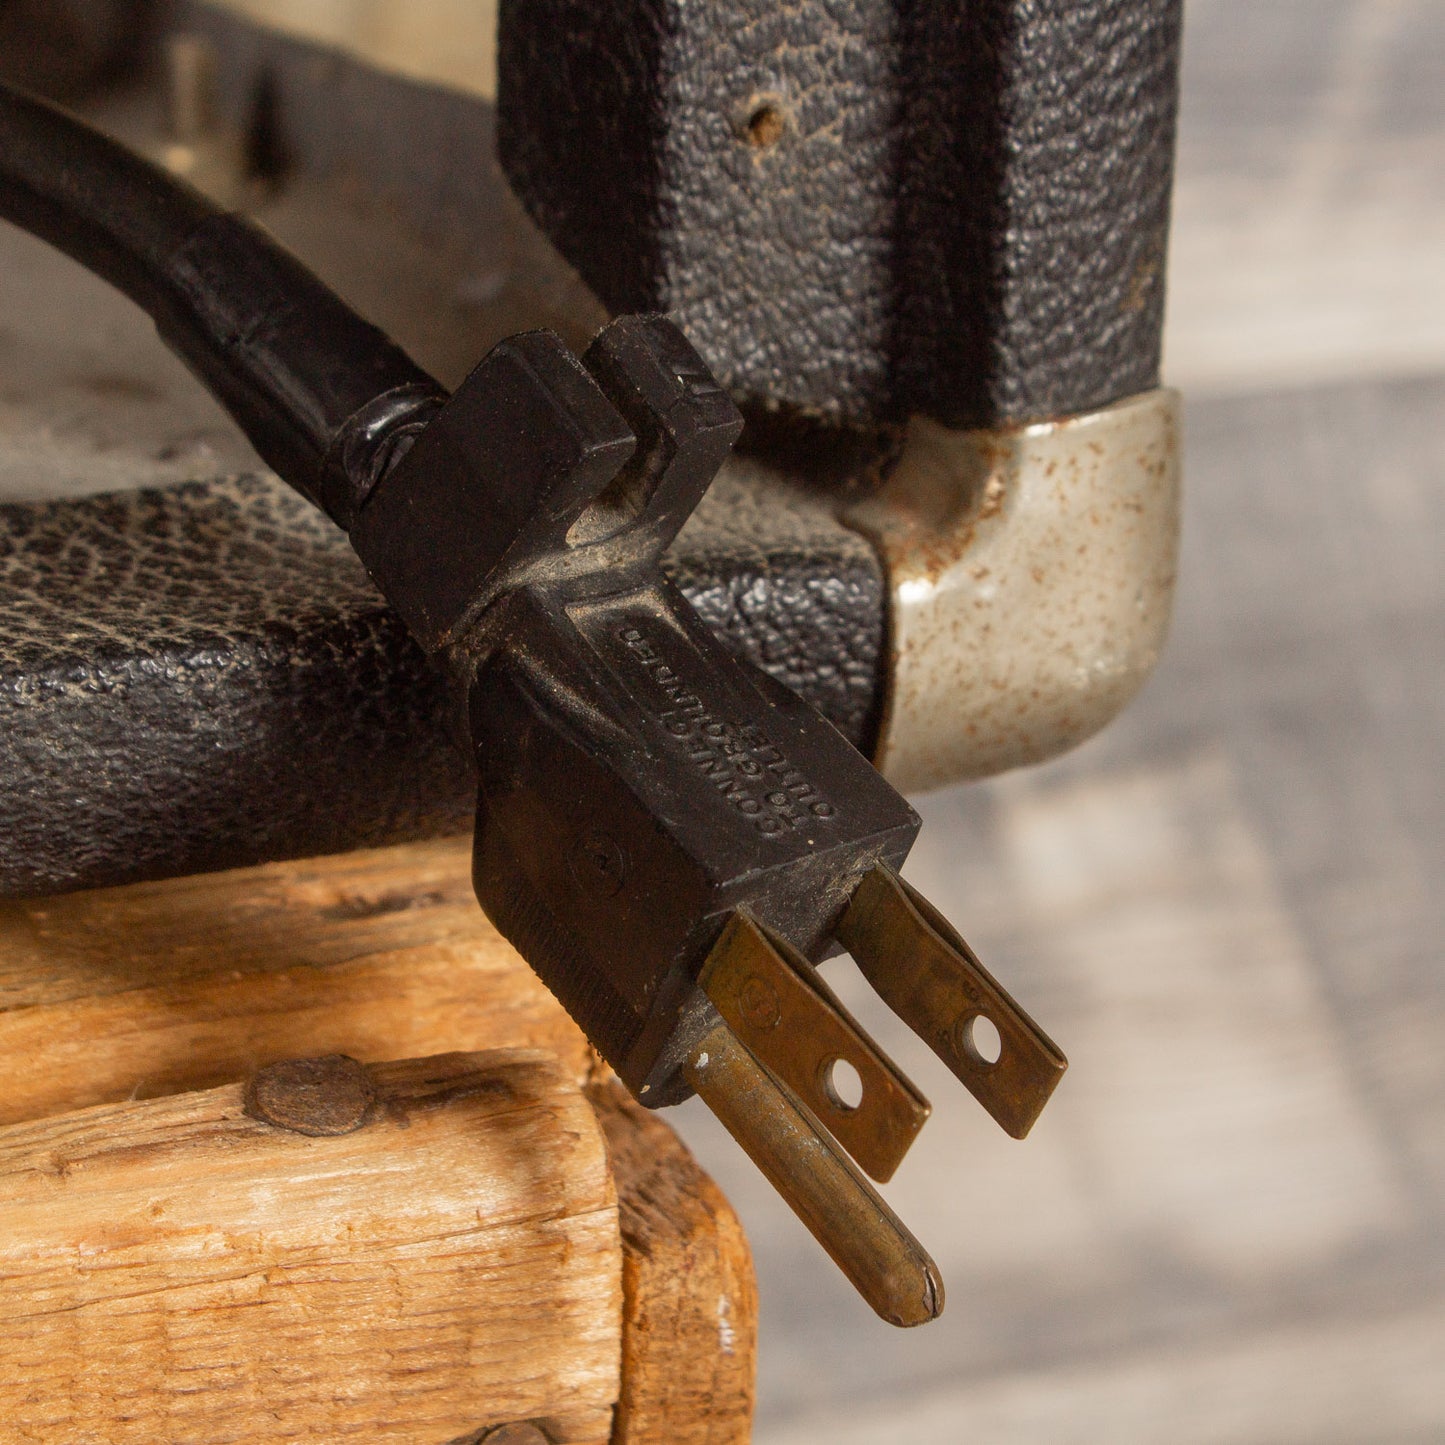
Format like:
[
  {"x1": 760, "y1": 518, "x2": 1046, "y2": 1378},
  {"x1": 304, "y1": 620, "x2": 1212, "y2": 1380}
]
[{"x1": 847, "y1": 388, "x2": 1182, "y2": 795}]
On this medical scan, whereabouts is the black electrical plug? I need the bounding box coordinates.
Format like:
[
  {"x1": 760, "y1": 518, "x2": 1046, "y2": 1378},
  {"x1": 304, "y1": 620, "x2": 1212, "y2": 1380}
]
[
  {"x1": 0, "y1": 86, "x2": 1064, "y2": 1325},
  {"x1": 352, "y1": 315, "x2": 1067, "y2": 1325}
]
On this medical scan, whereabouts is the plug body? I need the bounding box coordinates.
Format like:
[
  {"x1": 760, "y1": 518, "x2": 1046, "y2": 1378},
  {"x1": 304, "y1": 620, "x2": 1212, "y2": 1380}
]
[
  {"x1": 469, "y1": 573, "x2": 918, "y2": 1101},
  {"x1": 348, "y1": 312, "x2": 1064, "y2": 1323}
]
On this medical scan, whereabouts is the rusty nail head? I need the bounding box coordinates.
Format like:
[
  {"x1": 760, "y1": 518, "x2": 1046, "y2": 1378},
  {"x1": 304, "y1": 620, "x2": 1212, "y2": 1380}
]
[{"x1": 243, "y1": 1054, "x2": 377, "y2": 1137}]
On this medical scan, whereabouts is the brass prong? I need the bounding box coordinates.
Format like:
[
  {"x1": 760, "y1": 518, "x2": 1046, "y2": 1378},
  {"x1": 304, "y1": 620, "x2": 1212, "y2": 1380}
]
[
  {"x1": 837, "y1": 866, "x2": 1067, "y2": 1139},
  {"x1": 700, "y1": 912, "x2": 930, "y2": 1183},
  {"x1": 685, "y1": 1020, "x2": 943, "y2": 1328}
]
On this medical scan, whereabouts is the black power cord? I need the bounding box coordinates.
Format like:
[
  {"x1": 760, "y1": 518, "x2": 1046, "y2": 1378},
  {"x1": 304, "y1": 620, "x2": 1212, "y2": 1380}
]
[
  {"x1": 0, "y1": 82, "x2": 443, "y2": 526},
  {"x1": 0, "y1": 80, "x2": 1066, "y2": 1324}
]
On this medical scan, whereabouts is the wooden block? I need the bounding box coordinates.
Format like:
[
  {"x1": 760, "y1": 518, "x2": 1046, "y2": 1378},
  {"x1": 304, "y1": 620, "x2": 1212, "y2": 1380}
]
[
  {"x1": 590, "y1": 1079, "x2": 758, "y2": 1445},
  {"x1": 0, "y1": 1051, "x2": 619, "y2": 1443},
  {"x1": 0, "y1": 838, "x2": 757, "y2": 1443},
  {"x1": 0, "y1": 836, "x2": 593, "y2": 1126}
]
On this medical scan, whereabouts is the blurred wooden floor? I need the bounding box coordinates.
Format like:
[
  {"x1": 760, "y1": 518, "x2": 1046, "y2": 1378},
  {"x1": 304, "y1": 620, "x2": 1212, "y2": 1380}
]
[{"x1": 671, "y1": 3, "x2": 1445, "y2": 1440}]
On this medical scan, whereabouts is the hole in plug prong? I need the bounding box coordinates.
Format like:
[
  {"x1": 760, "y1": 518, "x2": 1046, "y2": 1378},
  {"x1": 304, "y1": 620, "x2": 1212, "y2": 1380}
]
[
  {"x1": 823, "y1": 1057, "x2": 864, "y2": 1112},
  {"x1": 959, "y1": 1014, "x2": 1002, "y2": 1067},
  {"x1": 698, "y1": 913, "x2": 929, "y2": 1181},
  {"x1": 685, "y1": 1021, "x2": 944, "y2": 1326},
  {"x1": 836, "y1": 865, "x2": 1067, "y2": 1139}
]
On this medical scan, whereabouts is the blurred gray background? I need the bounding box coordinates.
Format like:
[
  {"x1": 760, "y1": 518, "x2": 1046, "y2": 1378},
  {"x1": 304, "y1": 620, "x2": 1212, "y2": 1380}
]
[
  {"x1": 669, "y1": 1, "x2": 1445, "y2": 1438},
  {"x1": 0, "y1": 0, "x2": 1440, "y2": 1439}
]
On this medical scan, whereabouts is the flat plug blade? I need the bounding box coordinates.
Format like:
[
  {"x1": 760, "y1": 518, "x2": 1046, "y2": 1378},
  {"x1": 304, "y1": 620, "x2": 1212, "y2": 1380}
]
[
  {"x1": 837, "y1": 865, "x2": 1067, "y2": 1139},
  {"x1": 700, "y1": 911, "x2": 930, "y2": 1183},
  {"x1": 685, "y1": 1020, "x2": 943, "y2": 1328}
]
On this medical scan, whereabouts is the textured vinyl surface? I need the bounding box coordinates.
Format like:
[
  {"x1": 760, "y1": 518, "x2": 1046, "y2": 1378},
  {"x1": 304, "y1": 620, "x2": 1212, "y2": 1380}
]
[
  {"x1": 0, "y1": 467, "x2": 885, "y2": 898},
  {"x1": 0, "y1": 65, "x2": 885, "y2": 901},
  {"x1": 500, "y1": 0, "x2": 1182, "y2": 430}
]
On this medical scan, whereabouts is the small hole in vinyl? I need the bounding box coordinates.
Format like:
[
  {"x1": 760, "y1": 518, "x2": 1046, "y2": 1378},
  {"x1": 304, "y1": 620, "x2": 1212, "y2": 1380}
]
[{"x1": 745, "y1": 101, "x2": 787, "y2": 149}]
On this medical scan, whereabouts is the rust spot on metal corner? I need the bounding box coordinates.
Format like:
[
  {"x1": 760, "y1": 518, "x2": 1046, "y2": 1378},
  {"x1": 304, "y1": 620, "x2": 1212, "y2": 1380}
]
[{"x1": 846, "y1": 390, "x2": 1182, "y2": 794}]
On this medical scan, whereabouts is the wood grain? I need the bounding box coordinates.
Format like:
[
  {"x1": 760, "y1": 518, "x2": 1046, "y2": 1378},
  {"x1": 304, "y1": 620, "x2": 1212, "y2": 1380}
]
[
  {"x1": 0, "y1": 836, "x2": 594, "y2": 1126},
  {"x1": 590, "y1": 1077, "x2": 757, "y2": 1445},
  {"x1": 0, "y1": 1051, "x2": 619, "y2": 1443},
  {"x1": 0, "y1": 837, "x2": 757, "y2": 1442}
]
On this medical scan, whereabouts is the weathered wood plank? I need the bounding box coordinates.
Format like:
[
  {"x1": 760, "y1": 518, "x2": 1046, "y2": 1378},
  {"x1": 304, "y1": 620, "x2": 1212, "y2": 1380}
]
[
  {"x1": 591, "y1": 1077, "x2": 757, "y2": 1445},
  {"x1": 0, "y1": 1051, "x2": 619, "y2": 1443},
  {"x1": 0, "y1": 837, "x2": 757, "y2": 1443},
  {"x1": 0, "y1": 836, "x2": 594, "y2": 1126}
]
